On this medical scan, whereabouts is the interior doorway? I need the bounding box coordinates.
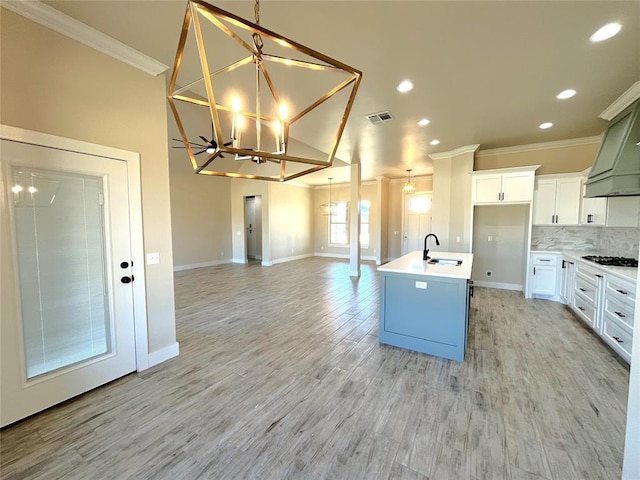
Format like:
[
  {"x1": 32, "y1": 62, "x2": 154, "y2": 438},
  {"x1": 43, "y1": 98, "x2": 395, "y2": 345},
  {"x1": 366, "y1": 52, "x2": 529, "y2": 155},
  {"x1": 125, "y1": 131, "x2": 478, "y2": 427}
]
[
  {"x1": 402, "y1": 192, "x2": 433, "y2": 255},
  {"x1": 244, "y1": 195, "x2": 263, "y2": 262}
]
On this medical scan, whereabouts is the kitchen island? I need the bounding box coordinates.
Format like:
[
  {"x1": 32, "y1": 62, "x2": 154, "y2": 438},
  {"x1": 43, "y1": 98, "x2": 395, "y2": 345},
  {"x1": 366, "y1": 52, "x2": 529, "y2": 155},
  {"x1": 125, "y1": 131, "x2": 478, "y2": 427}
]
[{"x1": 378, "y1": 251, "x2": 474, "y2": 361}]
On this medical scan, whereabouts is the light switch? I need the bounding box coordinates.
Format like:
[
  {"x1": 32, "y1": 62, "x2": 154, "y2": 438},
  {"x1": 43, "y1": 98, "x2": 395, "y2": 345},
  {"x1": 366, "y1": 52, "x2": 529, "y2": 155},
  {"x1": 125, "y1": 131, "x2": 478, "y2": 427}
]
[
  {"x1": 147, "y1": 252, "x2": 160, "y2": 265},
  {"x1": 415, "y1": 281, "x2": 427, "y2": 289}
]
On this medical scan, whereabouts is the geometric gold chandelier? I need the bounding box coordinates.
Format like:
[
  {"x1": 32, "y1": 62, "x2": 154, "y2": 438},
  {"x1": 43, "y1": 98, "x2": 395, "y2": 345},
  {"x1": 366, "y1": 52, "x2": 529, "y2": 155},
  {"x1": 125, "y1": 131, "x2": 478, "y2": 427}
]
[{"x1": 168, "y1": 0, "x2": 362, "y2": 182}]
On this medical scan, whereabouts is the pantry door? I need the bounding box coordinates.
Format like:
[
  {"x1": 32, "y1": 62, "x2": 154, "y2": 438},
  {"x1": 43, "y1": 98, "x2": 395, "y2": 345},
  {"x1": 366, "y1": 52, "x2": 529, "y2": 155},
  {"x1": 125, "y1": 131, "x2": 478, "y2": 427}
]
[{"x1": 1, "y1": 136, "x2": 137, "y2": 427}]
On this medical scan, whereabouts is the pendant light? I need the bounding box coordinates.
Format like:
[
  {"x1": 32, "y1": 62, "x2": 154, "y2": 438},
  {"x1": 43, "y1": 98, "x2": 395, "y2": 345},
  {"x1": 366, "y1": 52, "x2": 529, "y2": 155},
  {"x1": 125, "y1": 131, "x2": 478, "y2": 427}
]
[
  {"x1": 320, "y1": 178, "x2": 338, "y2": 216},
  {"x1": 402, "y1": 169, "x2": 416, "y2": 194}
]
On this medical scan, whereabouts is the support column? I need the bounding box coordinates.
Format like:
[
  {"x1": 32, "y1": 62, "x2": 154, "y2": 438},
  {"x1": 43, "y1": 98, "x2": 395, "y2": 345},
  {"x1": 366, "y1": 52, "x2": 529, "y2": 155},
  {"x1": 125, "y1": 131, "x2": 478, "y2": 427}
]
[{"x1": 349, "y1": 162, "x2": 361, "y2": 277}]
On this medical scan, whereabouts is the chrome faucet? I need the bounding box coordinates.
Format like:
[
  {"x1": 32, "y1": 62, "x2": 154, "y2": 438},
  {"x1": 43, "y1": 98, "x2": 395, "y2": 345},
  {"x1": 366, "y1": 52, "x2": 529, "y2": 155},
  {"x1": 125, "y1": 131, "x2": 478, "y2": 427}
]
[{"x1": 423, "y1": 233, "x2": 440, "y2": 260}]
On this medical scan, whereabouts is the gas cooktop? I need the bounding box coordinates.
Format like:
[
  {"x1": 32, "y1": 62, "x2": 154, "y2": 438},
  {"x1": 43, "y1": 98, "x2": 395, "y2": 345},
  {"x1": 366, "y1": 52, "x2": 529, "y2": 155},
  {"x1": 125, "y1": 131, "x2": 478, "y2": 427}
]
[{"x1": 582, "y1": 255, "x2": 639, "y2": 267}]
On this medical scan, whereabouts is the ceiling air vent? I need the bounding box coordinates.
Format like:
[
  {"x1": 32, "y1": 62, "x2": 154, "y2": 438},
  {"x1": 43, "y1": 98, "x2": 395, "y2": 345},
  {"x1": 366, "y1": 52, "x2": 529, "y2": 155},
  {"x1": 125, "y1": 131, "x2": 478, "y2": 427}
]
[{"x1": 366, "y1": 111, "x2": 394, "y2": 125}]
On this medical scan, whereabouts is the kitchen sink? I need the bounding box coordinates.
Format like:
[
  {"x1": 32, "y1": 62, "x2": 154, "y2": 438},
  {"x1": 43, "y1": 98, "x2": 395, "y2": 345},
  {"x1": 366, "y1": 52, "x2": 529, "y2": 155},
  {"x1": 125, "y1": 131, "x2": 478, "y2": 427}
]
[{"x1": 427, "y1": 258, "x2": 462, "y2": 266}]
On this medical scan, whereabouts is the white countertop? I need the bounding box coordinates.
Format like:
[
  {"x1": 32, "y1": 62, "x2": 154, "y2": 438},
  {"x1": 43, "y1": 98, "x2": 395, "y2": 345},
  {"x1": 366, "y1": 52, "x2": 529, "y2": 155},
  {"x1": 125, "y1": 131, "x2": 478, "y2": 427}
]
[
  {"x1": 378, "y1": 251, "x2": 474, "y2": 280},
  {"x1": 531, "y1": 248, "x2": 638, "y2": 282}
]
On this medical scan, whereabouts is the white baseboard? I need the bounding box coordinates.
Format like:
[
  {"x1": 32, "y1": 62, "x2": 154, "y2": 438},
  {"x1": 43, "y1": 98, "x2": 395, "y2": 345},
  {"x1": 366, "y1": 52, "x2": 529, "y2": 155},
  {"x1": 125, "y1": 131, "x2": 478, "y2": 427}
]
[
  {"x1": 314, "y1": 252, "x2": 377, "y2": 262},
  {"x1": 173, "y1": 259, "x2": 231, "y2": 272},
  {"x1": 473, "y1": 281, "x2": 523, "y2": 291},
  {"x1": 232, "y1": 258, "x2": 246, "y2": 264},
  {"x1": 147, "y1": 342, "x2": 179, "y2": 368},
  {"x1": 270, "y1": 253, "x2": 314, "y2": 265}
]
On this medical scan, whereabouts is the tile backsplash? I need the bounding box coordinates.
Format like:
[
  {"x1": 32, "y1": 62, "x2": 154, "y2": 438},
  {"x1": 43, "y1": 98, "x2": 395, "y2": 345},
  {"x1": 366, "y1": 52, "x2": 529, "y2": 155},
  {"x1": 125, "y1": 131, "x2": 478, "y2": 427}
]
[{"x1": 532, "y1": 226, "x2": 640, "y2": 257}]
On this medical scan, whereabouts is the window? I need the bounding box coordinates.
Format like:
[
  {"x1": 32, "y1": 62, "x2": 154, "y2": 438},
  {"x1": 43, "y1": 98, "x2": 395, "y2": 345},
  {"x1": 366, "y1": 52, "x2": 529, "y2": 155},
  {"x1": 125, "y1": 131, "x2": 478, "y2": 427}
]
[
  {"x1": 328, "y1": 200, "x2": 371, "y2": 247},
  {"x1": 360, "y1": 200, "x2": 370, "y2": 247},
  {"x1": 329, "y1": 201, "x2": 349, "y2": 245}
]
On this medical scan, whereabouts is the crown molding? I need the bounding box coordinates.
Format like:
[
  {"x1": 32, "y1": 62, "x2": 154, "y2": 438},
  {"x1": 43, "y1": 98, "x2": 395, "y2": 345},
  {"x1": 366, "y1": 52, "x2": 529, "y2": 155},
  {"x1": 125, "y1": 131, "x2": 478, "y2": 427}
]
[
  {"x1": 2, "y1": 1, "x2": 169, "y2": 76},
  {"x1": 429, "y1": 144, "x2": 480, "y2": 160},
  {"x1": 476, "y1": 136, "x2": 601, "y2": 158},
  {"x1": 600, "y1": 81, "x2": 640, "y2": 121}
]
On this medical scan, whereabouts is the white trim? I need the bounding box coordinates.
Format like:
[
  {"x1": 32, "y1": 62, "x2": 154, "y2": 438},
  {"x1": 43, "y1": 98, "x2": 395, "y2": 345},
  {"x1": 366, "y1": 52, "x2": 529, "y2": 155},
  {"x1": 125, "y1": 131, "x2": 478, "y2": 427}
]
[
  {"x1": 470, "y1": 165, "x2": 541, "y2": 176},
  {"x1": 232, "y1": 258, "x2": 247, "y2": 264},
  {"x1": 476, "y1": 136, "x2": 601, "y2": 157},
  {"x1": 148, "y1": 342, "x2": 179, "y2": 368},
  {"x1": 261, "y1": 260, "x2": 273, "y2": 266},
  {"x1": 270, "y1": 253, "x2": 314, "y2": 265},
  {"x1": 313, "y1": 180, "x2": 377, "y2": 189},
  {"x1": 473, "y1": 280, "x2": 523, "y2": 291},
  {"x1": 600, "y1": 81, "x2": 640, "y2": 121},
  {"x1": 0, "y1": 124, "x2": 150, "y2": 371},
  {"x1": 2, "y1": 1, "x2": 169, "y2": 77},
  {"x1": 314, "y1": 252, "x2": 377, "y2": 262},
  {"x1": 173, "y1": 259, "x2": 232, "y2": 272},
  {"x1": 429, "y1": 144, "x2": 480, "y2": 160}
]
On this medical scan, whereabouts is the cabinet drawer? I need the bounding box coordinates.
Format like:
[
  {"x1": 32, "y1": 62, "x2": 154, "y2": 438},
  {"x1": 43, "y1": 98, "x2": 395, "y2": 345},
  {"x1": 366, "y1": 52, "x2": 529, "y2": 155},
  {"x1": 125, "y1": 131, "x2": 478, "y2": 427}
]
[
  {"x1": 574, "y1": 275, "x2": 598, "y2": 303},
  {"x1": 572, "y1": 292, "x2": 596, "y2": 328},
  {"x1": 531, "y1": 254, "x2": 558, "y2": 266},
  {"x1": 605, "y1": 276, "x2": 636, "y2": 304},
  {"x1": 604, "y1": 295, "x2": 634, "y2": 329},
  {"x1": 602, "y1": 317, "x2": 633, "y2": 362}
]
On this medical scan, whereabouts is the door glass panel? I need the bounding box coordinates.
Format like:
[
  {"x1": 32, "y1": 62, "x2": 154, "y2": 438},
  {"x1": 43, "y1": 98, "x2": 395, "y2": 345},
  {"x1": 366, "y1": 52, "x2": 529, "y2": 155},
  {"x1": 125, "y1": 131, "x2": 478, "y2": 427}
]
[{"x1": 11, "y1": 167, "x2": 111, "y2": 379}]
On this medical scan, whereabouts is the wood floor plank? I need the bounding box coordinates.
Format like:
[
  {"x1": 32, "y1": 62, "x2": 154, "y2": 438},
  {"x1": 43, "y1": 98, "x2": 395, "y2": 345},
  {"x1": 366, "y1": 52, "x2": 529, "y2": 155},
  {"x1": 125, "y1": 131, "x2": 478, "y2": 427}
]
[{"x1": 0, "y1": 257, "x2": 630, "y2": 479}]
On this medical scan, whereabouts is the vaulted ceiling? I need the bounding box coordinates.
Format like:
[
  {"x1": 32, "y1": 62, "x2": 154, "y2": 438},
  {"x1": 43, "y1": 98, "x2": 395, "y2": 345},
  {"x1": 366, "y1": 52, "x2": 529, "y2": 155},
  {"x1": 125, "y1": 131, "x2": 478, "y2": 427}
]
[{"x1": 36, "y1": 1, "x2": 640, "y2": 184}]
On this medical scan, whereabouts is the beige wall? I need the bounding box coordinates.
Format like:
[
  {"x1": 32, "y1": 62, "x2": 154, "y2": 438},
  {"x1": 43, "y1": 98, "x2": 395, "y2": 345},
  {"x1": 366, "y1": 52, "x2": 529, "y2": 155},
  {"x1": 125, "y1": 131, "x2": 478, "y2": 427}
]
[
  {"x1": 0, "y1": 9, "x2": 176, "y2": 353},
  {"x1": 432, "y1": 152, "x2": 474, "y2": 253},
  {"x1": 313, "y1": 182, "x2": 378, "y2": 259},
  {"x1": 472, "y1": 205, "x2": 529, "y2": 287},
  {"x1": 475, "y1": 141, "x2": 600, "y2": 175},
  {"x1": 378, "y1": 177, "x2": 389, "y2": 263},
  {"x1": 268, "y1": 182, "x2": 313, "y2": 261}
]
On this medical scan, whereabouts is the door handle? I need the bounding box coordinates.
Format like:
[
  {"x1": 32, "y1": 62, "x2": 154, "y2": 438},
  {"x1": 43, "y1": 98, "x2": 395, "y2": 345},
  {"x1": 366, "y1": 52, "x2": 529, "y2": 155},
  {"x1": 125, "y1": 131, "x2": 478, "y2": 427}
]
[{"x1": 121, "y1": 275, "x2": 134, "y2": 284}]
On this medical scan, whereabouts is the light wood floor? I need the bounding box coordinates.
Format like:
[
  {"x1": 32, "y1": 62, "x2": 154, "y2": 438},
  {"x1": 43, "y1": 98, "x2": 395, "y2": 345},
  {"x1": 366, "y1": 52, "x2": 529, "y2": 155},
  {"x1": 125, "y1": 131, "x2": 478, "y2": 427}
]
[{"x1": 0, "y1": 257, "x2": 630, "y2": 479}]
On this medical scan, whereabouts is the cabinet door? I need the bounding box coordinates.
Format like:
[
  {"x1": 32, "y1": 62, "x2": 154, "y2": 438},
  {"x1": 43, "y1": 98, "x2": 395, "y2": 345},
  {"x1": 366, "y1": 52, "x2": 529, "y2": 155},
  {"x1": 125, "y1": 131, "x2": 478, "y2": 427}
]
[
  {"x1": 533, "y1": 179, "x2": 557, "y2": 225},
  {"x1": 606, "y1": 197, "x2": 640, "y2": 227},
  {"x1": 473, "y1": 175, "x2": 502, "y2": 203},
  {"x1": 555, "y1": 177, "x2": 581, "y2": 225},
  {"x1": 581, "y1": 197, "x2": 608, "y2": 225},
  {"x1": 531, "y1": 265, "x2": 557, "y2": 296},
  {"x1": 560, "y1": 260, "x2": 575, "y2": 305},
  {"x1": 502, "y1": 172, "x2": 535, "y2": 202}
]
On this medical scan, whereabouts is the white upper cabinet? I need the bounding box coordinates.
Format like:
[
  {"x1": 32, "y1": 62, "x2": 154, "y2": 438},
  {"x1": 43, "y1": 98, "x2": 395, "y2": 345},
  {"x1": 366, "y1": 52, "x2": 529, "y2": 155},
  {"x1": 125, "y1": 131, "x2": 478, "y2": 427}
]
[
  {"x1": 606, "y1": 196, "x2": 640, "y2": 227},
  {"x1": 581, "y1": 196, "x2": 608, "y2": 225},
  {"x1": 532, "y1": 176, "x2": 582, "y2": 226},
  {"x1": 471, "y1": 166, "x2": 539, "y2": 205}
]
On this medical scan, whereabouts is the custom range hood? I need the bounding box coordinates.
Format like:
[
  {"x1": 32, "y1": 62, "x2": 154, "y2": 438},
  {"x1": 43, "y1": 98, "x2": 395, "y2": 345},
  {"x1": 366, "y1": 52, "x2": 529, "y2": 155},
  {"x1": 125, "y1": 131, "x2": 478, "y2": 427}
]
[{"x1": 585, "y1": 82, "x2": 640, "y2": 198}]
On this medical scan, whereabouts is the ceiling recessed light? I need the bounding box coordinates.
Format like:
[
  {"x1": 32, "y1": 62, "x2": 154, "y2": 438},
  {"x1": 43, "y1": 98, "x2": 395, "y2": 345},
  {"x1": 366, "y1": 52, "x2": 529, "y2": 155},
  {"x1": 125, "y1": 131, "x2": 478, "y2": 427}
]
[
  {"x1": 397, "y1": 80, "x2": 414, "y2": 93},
  {"x1": 590, "y1": 23, "x2": 622, "y2": 42},
  {"x1": 557, "y1": 89, "x2": 576, "y2": 99},
  {"x1": 539, "y1": 122, "x2": 553, "y2": 129},
  {"x1": 430, "y1": 139, "x2": 440, "y2": 145},
  {"x1": 418, "y1": 118, "x2": 430, "y2": 126}
]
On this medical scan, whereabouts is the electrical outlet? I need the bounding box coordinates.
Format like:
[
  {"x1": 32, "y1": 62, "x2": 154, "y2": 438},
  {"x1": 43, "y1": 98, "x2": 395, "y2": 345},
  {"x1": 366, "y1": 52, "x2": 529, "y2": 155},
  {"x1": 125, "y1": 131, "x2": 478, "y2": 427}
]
[
  {"x1": 147, "y1": 252, "x2": 160, "y2": 265},
  {"x1": 415, "y1": 281, "x2": 427, "y2": 289},
  {"x1": 221, "y1": 251, "x2": 224, "y2": 257},
  {"x1": 486, "y1": 271, "x2": 492, "y2": 277},
  {"x1": 488, "y1": 235, "x2": 493, "y2": 242},
  {"x1": 456, "y1": 236, "x2": 460, "y2": 243}
]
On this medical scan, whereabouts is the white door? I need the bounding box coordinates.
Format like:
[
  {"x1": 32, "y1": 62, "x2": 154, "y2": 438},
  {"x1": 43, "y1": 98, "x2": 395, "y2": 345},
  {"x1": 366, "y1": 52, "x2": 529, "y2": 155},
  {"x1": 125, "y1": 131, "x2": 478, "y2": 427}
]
[
  {"x1": 1, "y1": 139, "x2": 136, "y2": 427},
  {"x1": 402, "y1": 192, "x2": 432, "y2": 255}
]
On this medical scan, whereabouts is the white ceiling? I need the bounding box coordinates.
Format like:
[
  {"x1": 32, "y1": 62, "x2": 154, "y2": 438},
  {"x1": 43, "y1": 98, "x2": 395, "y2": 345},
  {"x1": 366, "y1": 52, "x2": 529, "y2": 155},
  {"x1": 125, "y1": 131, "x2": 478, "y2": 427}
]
[{"x1": 38, "y1": 1, "x2": 640, "y2": 185}]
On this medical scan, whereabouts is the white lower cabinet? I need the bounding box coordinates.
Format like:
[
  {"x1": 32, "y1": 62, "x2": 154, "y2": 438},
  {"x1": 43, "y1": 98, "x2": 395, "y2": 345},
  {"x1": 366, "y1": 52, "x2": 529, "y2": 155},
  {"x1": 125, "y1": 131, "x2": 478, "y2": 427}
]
[
  {"x1": 600, "y1": 275, "x2": 635, "y2": 363},
  {"x1": 572, "y1": 262, "x2": 603, "y2": 330},
  {"x1": 529, "y1": 253, "x2": 560, "y2": 299}
]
